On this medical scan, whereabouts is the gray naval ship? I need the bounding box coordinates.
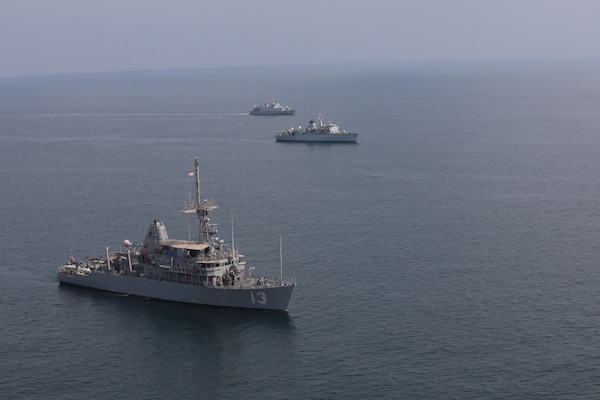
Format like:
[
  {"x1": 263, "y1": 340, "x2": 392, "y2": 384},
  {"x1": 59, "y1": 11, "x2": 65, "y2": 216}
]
[
  {"x1": 57, "y1": 158, "x2": 296, "y2": 311},
  {"x1": 276, "y1": 114, "x2": 359, "y2": 143},
  {"x1": 249, "y1": 98, "x2": 295, "y2": 115}
]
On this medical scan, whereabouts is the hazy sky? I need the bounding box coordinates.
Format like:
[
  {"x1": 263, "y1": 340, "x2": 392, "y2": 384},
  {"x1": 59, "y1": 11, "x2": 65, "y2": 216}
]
[{"x1": 1, "y1": 0, "x2": 599, "y2": 77}]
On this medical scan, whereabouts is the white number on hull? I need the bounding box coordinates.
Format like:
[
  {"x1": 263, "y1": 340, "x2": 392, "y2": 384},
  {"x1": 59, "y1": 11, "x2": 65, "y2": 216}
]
[{"x1": 250, "y1": 291, "x2": 267, "y2": 305}]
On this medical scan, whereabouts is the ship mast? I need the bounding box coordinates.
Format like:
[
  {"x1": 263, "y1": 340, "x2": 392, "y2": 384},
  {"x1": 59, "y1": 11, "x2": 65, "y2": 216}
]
[
  {"x1": 195, "y1": 157, "x2": 201, "y2": 212},
  {"x1": 183, "y1": 158, "x2": 218, "y2": 243}
]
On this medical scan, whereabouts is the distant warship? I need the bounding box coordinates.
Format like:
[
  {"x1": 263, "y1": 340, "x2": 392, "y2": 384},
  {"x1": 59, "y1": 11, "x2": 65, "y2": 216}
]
[{"x1": 250, "y1": 98, "x2": 295, "y2": 115}]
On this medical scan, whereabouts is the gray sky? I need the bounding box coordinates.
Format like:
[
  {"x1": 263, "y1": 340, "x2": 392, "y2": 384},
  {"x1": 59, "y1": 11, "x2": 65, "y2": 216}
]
[{"x1": 1, "y1": 0, "x2": 599, "y2": 77}]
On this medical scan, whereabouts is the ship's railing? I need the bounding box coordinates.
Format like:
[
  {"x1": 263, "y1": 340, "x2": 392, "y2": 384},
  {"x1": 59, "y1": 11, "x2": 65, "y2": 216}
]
[
  {"x1": 240, "y1": 276, "x2": 296, "y2": 288},
  {"x1": 145, "y1": 246, "x2": 233, "y2": 264},
  {"x1": 148, "y1": 252, "x2": 234, "y2": 272}
]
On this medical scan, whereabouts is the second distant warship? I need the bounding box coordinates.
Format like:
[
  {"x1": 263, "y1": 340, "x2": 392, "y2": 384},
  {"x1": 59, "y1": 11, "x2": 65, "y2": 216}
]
[{"x1": 276, "y1": 114, "x2": 359, "y2": 143}]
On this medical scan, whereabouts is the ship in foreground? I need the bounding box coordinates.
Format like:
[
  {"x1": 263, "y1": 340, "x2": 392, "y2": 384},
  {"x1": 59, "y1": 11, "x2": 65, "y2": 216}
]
[
  {"x1": 249, "y1": 99, "x2": 295, "y2": 115},
  {"x1": 57, "y1": 158, "x2": 296, "y2": 311},
  {"x1": 275, "y1": 114, "x2": 359, "y2": 143}
]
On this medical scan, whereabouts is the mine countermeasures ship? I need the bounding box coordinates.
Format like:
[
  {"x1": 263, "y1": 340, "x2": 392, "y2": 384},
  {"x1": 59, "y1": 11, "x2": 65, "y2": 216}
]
[{"x1": 57, "y1": 158, "x2": 296, "y2": 311}]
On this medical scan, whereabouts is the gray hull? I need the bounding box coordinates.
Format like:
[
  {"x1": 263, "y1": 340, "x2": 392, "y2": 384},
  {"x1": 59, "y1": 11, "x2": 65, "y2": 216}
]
[
  {"x1": 276, "y1": 133, "x2": 358, "y2": 142},
  {"x1": 250, "y1": 110, "x2": 295, "y2": 115},
  {"x1": 58, "y1": 272, "x2": 295, "y2": 311}
]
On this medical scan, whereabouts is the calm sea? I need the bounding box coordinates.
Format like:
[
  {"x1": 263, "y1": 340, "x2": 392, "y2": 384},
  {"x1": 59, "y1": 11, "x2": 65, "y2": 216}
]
[{"x1": 2, "y1": 61, "x2": 600, "y2": 399}]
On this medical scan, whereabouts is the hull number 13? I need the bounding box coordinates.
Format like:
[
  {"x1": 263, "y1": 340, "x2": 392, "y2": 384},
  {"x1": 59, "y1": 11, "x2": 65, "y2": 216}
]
[{"x1": 250, "y1": 291, "x2": 267, "y2": 305}]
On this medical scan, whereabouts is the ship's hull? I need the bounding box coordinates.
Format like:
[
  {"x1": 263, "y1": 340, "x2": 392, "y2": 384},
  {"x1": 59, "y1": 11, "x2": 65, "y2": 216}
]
[
  {"x1": 250, "y1": 110, "x2": 295, "y2": 115},
  {"x1": 57, "y1": 271, "x2": 295, "y2": 311},
  {"x1": 276, "y1": 133, "x2": 358, "y2": 142}
]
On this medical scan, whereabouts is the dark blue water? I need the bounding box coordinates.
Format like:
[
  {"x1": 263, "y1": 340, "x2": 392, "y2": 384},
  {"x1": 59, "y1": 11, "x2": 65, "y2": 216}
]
[{"x1": 2, "y1": 61, "x2": 600, "y2": 399}]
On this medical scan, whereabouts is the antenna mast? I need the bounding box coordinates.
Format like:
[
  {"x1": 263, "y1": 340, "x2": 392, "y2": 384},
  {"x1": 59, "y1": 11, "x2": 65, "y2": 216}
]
[
  {"x1": 194, "y1": 158, "x2": 201, "y2": 212},
  {"x1": 231, "y1": 210, "x2": 236, "y2": 258},
  {"x1": 279, "y1": 235, "x2": 283, "y2": 282}
]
